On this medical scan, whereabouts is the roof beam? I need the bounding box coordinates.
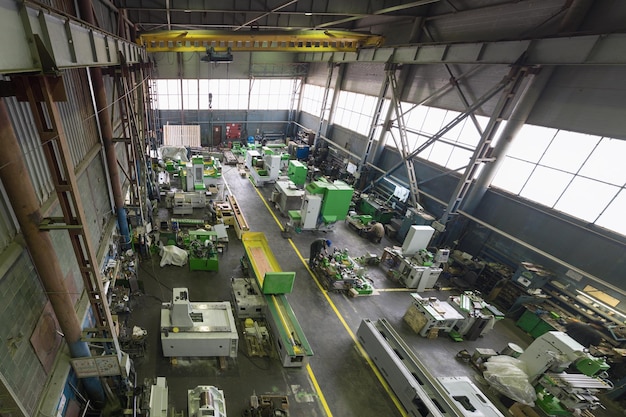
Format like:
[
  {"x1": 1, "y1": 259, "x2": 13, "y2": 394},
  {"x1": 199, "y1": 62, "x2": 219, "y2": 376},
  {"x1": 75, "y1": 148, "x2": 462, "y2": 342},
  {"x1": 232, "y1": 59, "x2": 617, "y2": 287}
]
[
  {"x1": 299, "y1": 33, "x2": 626, "y2": 65},
  {"x1": 0, "y1": 0, "x2": 146, "y2": 74}
]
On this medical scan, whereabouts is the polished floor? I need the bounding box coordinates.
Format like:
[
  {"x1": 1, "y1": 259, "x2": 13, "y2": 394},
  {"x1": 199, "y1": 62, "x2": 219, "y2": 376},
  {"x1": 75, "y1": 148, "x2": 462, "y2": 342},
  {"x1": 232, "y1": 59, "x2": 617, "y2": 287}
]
[{"x1": 125, "y1": 164, "x2": 624, "y2": 417}]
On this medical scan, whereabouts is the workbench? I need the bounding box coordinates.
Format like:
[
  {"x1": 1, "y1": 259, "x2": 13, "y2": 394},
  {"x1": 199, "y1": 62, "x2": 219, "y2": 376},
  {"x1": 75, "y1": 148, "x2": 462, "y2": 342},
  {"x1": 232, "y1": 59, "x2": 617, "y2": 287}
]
[{"x1": 409, "y1": 293, "x2": 464, "y2": 337}]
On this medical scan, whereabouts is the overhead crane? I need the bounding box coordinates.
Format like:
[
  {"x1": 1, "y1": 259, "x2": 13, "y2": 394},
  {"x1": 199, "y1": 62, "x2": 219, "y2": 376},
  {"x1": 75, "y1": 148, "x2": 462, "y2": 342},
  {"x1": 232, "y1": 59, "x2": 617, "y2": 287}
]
[
  {"x1": 241, "y1": 232, "x2": 313, "y2": 367},
  {"x1": 137, "y1": 29, "x2": 384, "y2": 53}
]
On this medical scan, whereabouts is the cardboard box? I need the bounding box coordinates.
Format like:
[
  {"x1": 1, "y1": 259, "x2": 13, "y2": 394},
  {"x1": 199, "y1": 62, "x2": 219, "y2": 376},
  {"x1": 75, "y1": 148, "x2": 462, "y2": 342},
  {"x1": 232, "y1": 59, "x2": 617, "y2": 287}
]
[{"x1": 508, "y1": 403, "x2": 541, "y2": 417}]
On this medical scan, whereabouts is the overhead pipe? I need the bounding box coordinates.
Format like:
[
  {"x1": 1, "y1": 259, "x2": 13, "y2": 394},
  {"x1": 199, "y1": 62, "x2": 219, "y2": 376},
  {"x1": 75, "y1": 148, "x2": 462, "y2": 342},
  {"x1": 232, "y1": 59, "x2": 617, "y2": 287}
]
[
  {"x1": 77, "y1": 0, "x2": 131, "y2": 248},
  {"x1": 0, "y1": 100, "x2": 105, "y2": 407}
]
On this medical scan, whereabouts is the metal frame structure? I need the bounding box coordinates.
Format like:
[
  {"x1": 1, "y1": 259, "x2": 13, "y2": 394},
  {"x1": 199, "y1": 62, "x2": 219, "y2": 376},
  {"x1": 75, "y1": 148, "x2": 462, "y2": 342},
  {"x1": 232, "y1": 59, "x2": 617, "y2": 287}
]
[
  {"x1": 0, "y1": 0, "x2": 145, "y2": 74},
  {"x1": 16, "y1": 74, "x2": 122, "y2": 357}
]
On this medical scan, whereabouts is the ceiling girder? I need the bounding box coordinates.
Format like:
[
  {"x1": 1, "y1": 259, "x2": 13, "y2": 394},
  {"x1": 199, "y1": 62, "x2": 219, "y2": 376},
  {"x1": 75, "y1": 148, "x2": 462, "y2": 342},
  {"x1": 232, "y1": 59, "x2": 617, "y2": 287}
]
[
  {"x1": 299, "y1": 33, "x2": 626, "y2": 65},
  {"x1": 0, "y1": 0, "x2": 145, "y2": 74}
]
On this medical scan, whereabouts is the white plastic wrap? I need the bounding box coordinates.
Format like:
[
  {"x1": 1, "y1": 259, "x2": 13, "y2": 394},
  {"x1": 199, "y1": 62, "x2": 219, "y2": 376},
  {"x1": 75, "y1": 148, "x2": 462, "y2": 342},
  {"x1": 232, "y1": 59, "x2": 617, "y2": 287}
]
[
  {"x1": 159, "y1": 245, "x2": 188, "y2": 267},
  {"x1": 483, "y1": 355, "x2": 537, "y2": 406},
  {"x1": 159, "y1": 146, "x2": 189, "y2": 162}
]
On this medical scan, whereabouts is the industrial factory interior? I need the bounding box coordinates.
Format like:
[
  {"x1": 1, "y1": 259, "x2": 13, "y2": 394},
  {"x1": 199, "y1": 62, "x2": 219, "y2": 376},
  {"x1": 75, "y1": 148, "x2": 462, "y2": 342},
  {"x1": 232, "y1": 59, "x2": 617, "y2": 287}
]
[{"x1": 2, "y1": 1, "x2": 626, "y2": 417}]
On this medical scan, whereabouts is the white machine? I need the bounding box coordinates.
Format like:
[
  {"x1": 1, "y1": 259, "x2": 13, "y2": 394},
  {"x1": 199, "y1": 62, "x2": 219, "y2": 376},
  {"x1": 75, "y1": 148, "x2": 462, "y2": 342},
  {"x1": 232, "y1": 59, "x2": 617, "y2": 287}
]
[
  {"x1": 518, "y1": 331, "x2": 612, "y2": 413},
  {"x1": 300, "y1": 193, "x2": 322, "y2": 230},
  {"x1": 160, "y1": 288, "x2": 239, "y2": 357},
  {"x1": 147, "y1": 377, "x2": 168, "y2": 417},
  {"x1": 188, "y1": 385, "x2": 226, "y2": 417},
  {"x1": 396, "y1": 248, "x2": 445, "y2": 290},
  {"x1": 402, "y1": 225, "x2": 435, "y2": 256},
  {"x1": 271, "y1": 180, "x2": 305, "y2": 216},
  {"x1": 246, "y1": 150, "x2": 282, "y2": 186}
]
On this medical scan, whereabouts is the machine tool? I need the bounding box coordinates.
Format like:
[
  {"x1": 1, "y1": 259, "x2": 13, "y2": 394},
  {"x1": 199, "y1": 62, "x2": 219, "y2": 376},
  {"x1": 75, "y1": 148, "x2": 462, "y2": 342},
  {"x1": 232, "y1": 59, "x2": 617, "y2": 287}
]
[
  {"x1": 182, "y1": 156, "x2": 222, "y2": 191},
  {"x1": 287, "y1": 178, "x2": 353, "y2": 231},
  {"x1": 358, "y1": 318, "x2": 504, "y2": 417},
  {"x1": 518, "y1": 331, "x2": 611, "y2": 415},
  {"x1": 270, "y1": 161, "x2": 308, "y2": 216},
  {"x1": 246, "y1": 147, "x2": 287, "y2": 186},
  {"x1": 312, "y1": 248, "x2": 374, "y2": 295},
  {"x1": 160, "y1": 288, "x2": 238, "y2": 358},
  {"x1": 186, "y1": 229, "x2": 218, "y2": 271},
  {"x1": 241, "y1": 232, "x2": 313, "y2": 367},
  {"x1": 188, "y1": 385, "x2": 227, "y2": 417}
]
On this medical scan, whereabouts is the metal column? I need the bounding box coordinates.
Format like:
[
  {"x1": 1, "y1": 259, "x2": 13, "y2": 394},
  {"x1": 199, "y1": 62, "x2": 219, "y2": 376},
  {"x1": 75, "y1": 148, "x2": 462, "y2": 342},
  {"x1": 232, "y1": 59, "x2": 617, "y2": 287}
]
[
  {"x1": 437, "y1": 64, "x2": 532, "y2": 227},
  {"x1": 313, "y1": 61, "x2": 335, "y2": 148},
  {"x1": 364, "y1": 68, "x2": 515, "y2": 192},
  {"x1": 386, "y1": 64, "x2": 419, "y2": 208},
  {"x1": 113, "y1": 57, "x2": 149, "y2": 227},
  {"x1": 1, "y1": 80, "x2": 108, "y2": 406}
]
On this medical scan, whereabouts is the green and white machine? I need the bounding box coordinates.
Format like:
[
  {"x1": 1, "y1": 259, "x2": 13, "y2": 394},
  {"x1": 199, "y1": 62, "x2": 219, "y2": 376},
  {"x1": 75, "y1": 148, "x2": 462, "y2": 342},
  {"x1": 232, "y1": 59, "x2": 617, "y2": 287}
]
[
  {"x1": 270, "y1": 160, "x2": 308, "y2": 216},
  {"x1": 288, "y1": 178, "x2": 353, "y2": 231}
]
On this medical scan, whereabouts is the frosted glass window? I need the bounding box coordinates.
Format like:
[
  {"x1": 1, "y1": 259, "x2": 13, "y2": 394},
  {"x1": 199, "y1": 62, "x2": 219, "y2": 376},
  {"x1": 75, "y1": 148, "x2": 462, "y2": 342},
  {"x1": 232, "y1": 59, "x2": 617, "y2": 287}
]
[
  {"x1": 520, "y1": 166, "x2": 573, "y2": 207},
  {"x1": 579, "y1": 138, "x2": 626, "y2": 186},
  {"x1": 422, "y1": 107, "x2": 447, "y2": 133},
  {"x1": 458, "y1": 115, "x2": 488, "y2": 147},
  {"x1": 428, "y1": 141, "x2": 454, "y2": 167},
  {"x1": 447, "y1": 148, "x2": 472, "y2": 170},
  {"x1": 406, "y1": 105, "x2": 428, "y2": 131},
  {"x1": 554, "y1": 177, "x2": 618, "y2": 223},
  {"x1": 541, "y1": 131, "x2": 600, "y2": 173},
  {"x1": 491, "y1": 157, "x2": 535, "y2": 194},
  {"x1": 441, "y1": 110, "x2": 463, "y2": 142},
  {"x1": 596, "y1": 190, "x2": 626, "y2": 236},
  {"x1": 507, "y1": 124, "x2": 555, "y2": 162},
  {"x1": 182, "y1": 94, "x2": 197, "y2": 110}
]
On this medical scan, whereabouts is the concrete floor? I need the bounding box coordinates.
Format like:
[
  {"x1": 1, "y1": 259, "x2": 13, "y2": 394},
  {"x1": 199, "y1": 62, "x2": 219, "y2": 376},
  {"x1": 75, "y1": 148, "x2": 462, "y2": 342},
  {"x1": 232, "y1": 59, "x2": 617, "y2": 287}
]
[{"x1": 125, "y1": 164, "x2": 624, "y2": 417}]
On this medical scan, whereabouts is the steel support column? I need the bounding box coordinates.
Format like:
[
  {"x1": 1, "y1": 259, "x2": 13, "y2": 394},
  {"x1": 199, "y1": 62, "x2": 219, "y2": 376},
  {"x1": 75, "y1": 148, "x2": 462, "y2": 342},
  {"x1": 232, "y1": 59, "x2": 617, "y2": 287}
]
[
  {"x1": 364, "y1": 66, "x2": 517, "y2": 192},
  {"x1": 0, "y1": 98, "x2": 105, "y2": 407},
  {"x1": 437, "y1": 65, "x2": 531, "y2": 228},
  {"x1": 78, "y1": 0, "x2": 131, "y2": 247},
  {"x1": 386, "y1": 64, "x2": 419, "y2": 207},
  {"x1": 461, "y1": 67, "x2": 553, "y2": 216},
  {"x1": 356, "y1": 70, "x2": 390, "y2": 181},
  {"x1": 313, "y1": 62, "x2": 335, "y2": 148}
]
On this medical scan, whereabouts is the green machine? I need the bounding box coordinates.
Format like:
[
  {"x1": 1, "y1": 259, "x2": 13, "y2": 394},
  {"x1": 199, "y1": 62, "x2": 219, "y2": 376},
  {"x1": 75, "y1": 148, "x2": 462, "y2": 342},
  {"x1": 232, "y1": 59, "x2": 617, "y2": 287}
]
[
  {"x1": 358, "y1": 196, "x2": 395, "y2": 224},
  {"x1": 187, "y1": 229, "x2": 219, "y2": 271},
  {"x1": 288, "y1": 178, "x2": 353, "y2": 231},
  {"x1": 287, "y1": 160, "x2": 307, "y2": 186}
]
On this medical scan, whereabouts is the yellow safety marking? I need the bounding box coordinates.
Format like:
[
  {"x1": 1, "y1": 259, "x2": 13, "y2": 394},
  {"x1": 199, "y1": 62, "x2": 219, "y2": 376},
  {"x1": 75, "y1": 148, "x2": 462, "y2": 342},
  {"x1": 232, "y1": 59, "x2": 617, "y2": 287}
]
[
  {"x1": 250, "y1": 185, "x2": 408, "y2": 417},
  {"x1": 307, "y1": 363, "x2": 334, "y2": 417}
]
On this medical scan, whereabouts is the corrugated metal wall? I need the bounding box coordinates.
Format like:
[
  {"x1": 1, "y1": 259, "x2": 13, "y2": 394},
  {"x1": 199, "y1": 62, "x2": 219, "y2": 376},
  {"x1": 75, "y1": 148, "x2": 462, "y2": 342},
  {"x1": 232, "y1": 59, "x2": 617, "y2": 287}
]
[
  {"x1": 0, "y1": 183, "x2": 18, "y2": 251},
  {"x1": 58, "y1": 69, "x2": 100, "y2": 167},
  {"x1": 3, "y1": 92, "x2": 55, "y2": 204}
]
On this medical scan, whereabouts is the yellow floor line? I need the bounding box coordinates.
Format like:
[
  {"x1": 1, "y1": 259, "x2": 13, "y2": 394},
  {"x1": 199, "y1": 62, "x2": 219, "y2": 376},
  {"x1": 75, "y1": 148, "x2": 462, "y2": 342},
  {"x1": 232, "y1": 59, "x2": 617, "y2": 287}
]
[
  {"x1": 377, "y1": 287, "x2": 414, "y2": 292},
  {"x1": 250, "y1": 185, "x2": 408, "y2": 417}
]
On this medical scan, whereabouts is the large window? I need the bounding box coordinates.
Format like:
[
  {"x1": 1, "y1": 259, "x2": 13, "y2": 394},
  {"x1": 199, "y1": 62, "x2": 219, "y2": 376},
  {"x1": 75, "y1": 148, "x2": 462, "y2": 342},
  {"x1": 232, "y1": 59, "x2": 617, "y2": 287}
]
[
  {"x1": 301, "y1": 84, "x2": 333, "y2": 119},
  {"x1": 492, "y1": 125, "x2": 626, "y2": 236},
  {"x1": 386, "y1": 104, "x2": 487, "y2": 173},
  {"x1": 383, "y1": 101, "x2": 626, "y2": 237},
  {"x1": 154, "y1": 78, "x2": 299, "y2": 110},
  {"x1": 334, "y1": 91, "x2": 383, "y2": 136}
]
